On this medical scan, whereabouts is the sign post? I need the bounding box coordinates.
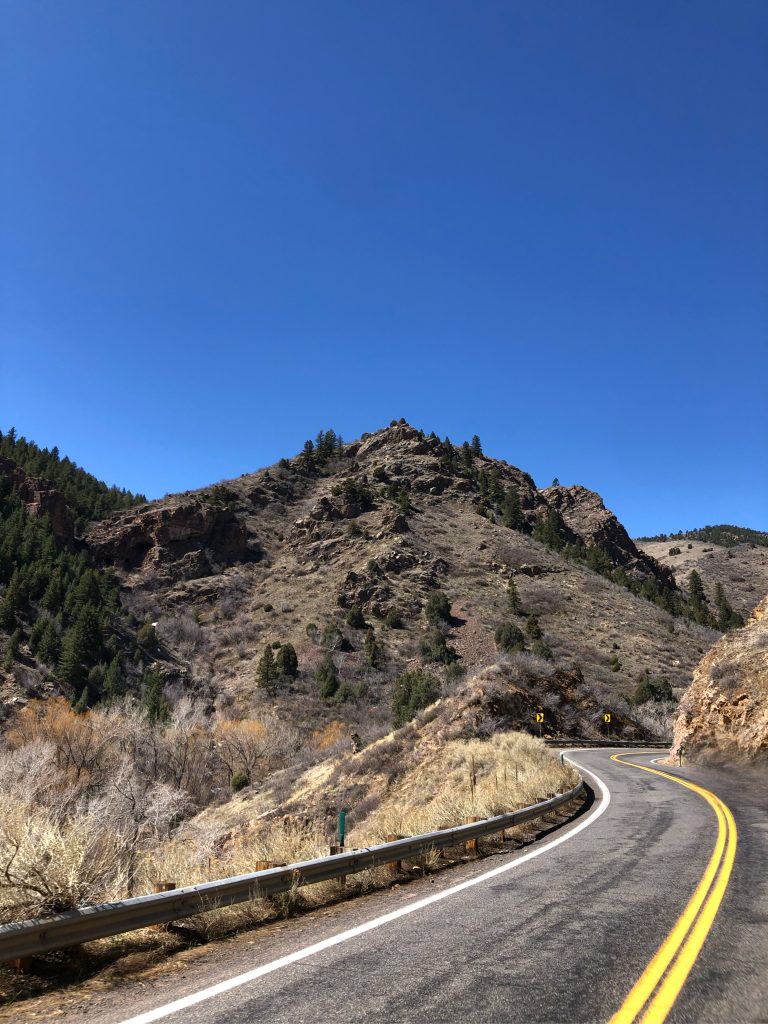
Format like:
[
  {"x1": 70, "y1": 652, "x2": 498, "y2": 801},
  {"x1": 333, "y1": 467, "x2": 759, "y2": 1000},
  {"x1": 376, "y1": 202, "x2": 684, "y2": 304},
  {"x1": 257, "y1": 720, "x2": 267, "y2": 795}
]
[
  {"x1": 338, "y1": 809, "x2": 347, "y2": 850},
  {"x1": 604, "y1": 711, "x2": 611, "y2": 738},
  {"x1": 535, "y1": 711, "x2": 544, "y2": 737}
]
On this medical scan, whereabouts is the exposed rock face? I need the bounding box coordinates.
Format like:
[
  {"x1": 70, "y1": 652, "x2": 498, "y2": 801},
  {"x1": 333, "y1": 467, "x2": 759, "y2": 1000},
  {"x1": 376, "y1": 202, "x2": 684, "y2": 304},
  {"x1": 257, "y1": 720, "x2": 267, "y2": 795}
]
[
  {"x1": 543, "y1": 484, "x2": 674, "y2": 587},
  {"x1": 87, "y1": 499, "x2": 251, "y2": 583},
  {"x1": 671, "y1": 597, "x2": 768, "y2": 762},
  {"x1": 0, "y1": 455, "x2": 75, "y2": 547}
]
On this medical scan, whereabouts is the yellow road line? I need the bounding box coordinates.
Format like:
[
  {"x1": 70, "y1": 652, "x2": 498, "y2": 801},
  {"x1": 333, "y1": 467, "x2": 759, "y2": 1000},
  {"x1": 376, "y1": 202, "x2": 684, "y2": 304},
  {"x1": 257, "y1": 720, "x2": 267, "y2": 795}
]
[{"x1": 608, "y1": 754, "x2": 737, "y2": 1024}]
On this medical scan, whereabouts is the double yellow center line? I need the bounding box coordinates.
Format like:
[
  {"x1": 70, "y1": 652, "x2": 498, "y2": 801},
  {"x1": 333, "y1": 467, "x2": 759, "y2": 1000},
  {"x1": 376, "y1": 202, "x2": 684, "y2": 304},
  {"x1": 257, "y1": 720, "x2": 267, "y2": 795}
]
[{"x1": 608, "y1": 753, "x2": 737, "y2": 1024}]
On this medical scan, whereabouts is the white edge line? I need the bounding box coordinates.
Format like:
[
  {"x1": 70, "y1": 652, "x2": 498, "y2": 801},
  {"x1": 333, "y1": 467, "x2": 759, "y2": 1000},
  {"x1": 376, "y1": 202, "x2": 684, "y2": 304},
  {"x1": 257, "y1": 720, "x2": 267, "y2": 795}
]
[{"x1": 118, "y1": 757, "x2": 610, "y2": 1024}]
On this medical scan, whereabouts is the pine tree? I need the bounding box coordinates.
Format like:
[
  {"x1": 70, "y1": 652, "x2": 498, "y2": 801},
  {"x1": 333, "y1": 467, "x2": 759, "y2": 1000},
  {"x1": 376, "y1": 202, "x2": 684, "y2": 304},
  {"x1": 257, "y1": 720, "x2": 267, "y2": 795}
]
[
  {"x1": 506, "y1": 578, "x2": 521, "y2": 614},
  {"x1": 471, "y1": 435, "x2": 482, "y2": 456},
  {"x1": 363, "y1": 628, "x2": 380, "y2": 668},
  {"x1": 316, "y1": 654, "x2": 339, "y2": 699},
  {"x1": 257, "y1": 645, "x2": 276, "y2": 690},
  {"x1": 346, "y1": 605, "x2": 366, "y2": 629},
  {"x1": 714, "y1": 582, "x2": 744, "y2": 631},
  {"x1": 142, "y1": 667, "x2": 169, "y2": 724},
  {"x1": 300, "y1": 440, "x2": 316, "y2": 472},
  {"x1": 275, "y1": 642, "x2": 298, "y2": 678},
  {"x1": 102, "y1": 656, "x2": 125, "y2": 699},
  {"x1": 3, "y1": 627, "x2": 21, "y2": 670},
  {"x1": 494, "y1": 621, "x2": 525, "y2": 653},
  {"x1": 0, "y1": 575, "x2": 20, "y2": 630},
  {"x1": 58, "y1": 623, "x2": 89, "y2": 689},
  {"x1": 392, "y1": 669, "x2": 440, "y2": 727},
  {"x1": 425, "y1": 591, "x2": 451, "y2": 625},
  {"x1": 502, "y1": 488, "x2": 525, "y2": 531},
  {"x1": 489, "y1": 467, "x2": 504, "y2": 504},
  {"x1": 687, "y1": 570, "x2": 711, "y2": 625},
  {"x1": 526, "y1": 613, "x2": 543, "y2": 641},
  {"x1": 37, "y1": 619, "x2": 61, "y2": 665}
]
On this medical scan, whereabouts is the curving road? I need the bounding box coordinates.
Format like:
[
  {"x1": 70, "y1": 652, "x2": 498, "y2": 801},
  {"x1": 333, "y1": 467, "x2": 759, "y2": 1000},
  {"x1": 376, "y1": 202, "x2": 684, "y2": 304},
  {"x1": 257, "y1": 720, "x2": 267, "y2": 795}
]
[{"x1": 31, "y1": 749, "x2": 768, "y2": 1024}]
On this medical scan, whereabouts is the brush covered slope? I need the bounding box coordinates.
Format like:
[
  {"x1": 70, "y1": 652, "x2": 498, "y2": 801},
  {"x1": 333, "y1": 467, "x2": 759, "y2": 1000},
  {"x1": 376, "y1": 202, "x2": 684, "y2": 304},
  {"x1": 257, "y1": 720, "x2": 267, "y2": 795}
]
[
  {"x1": 1, "y1": 421, "x2": 721, "y2": 737},
  {"x1": 147, "y1": 661, "x2": 597, "y2": 893},
  {"x1": 638, "y1": 532, "x2": 768, "y2": 623},
  {"x1": 671, "y1": 596, "x2": 768, "y2": 763}
]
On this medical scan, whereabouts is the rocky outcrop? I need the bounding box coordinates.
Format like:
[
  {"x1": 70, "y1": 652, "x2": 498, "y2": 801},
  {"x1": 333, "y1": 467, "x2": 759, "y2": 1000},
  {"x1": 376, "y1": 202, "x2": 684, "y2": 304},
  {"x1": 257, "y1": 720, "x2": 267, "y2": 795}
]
[
  {"x1": 0, "y1": 455, "x2": 75, "y2": 547},
  {"x1": 671, "y1": 597, "x2": 768, "y2": 762},
  {"x1": 542, "y1": 484, "x2": 675, "y2": 587},
  {"x1": 87, "y1": 499, "x2": 251, "y2": 582}
]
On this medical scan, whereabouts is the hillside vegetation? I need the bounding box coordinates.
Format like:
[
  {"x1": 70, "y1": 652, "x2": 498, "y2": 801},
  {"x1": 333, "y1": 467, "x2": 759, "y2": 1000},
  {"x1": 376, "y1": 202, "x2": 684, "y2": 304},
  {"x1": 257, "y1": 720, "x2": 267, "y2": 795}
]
[{"x1": 1, "y1": 421, "x2": 725, "y2": 734}]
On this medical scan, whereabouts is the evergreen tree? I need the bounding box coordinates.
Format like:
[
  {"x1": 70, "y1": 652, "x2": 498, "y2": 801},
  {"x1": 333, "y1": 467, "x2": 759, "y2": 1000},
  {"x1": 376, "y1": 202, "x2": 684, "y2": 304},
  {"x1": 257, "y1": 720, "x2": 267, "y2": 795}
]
[
  {"x1": 506, "y1": 578, "x2": 521, "y2": 614},
  {"x1": 102, "y1": 656, "x2": 125, "y2": 699},
  {"x1": 425, "y1": 591, "x2": 451, "y2": 625},
  {"x1": 714, "y1": 582, "x2": 744, "y2": 631},
  {"x1": 3, "y1": 627, "x2": 21, "y2": 670},
  {"x1": 300, "y1": 440, "x2": 316, "y2": 472},
  {"x1": 58, "y1": 622, "x2": 89, "y2": 689},
  {"x1": 346, "y1": 605, "x2": 366, "y2": 629},
  {"x1": 392, "y1": 669, "x2": 440, "y2": 727},
  {"x1": 256, "y1": 645, "x2": 276, "y2": 691},
  {"x1": 471, "y1": 435, "x2": 482, "y2": 456},
  {"x1": 275, "y1": 642, "x2": 299, "y2": 678},
  {"x1": 502, "y1": 488, "x2": 525, "y2": 531},
  {"x1": 316, "y1": 654, "x2": 339, "y2": 699},
  {"x1": 687, "y1": 570, "x2": 711, "y2": 625},
  {"x1": 494, "y1": 621, "x2": 525, "y2": 653},
  {"x1": 489, "y1": 467, "x2": 504, "y2": 504},
  {"x1": 363, "y1": 628, "x2": 380, "y2": 668},
  {"x1": 533, "y1": 508, "x2": 565, "y2": 551},
  {"x1": 420, "y1": 626, "x2": 458, "y2": 664},
  {"x1": 0, "y1": 580, "x2": 19, "y2": 630},
  {"x1": 37, "y1": 619, "x2": 61, "y2": 665},
  {"x1": 142, "y1": 667, "x2": 169, "y2": 724},
  {"x1": 525, "y1": 613, "x2": 543, "y2": 641}
]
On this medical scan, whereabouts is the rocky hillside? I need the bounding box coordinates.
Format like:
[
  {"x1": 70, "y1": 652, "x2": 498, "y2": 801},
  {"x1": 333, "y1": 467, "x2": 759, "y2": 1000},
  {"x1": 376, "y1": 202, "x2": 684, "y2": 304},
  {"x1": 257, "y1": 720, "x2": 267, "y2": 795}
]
[
  {"x1": 637, "y1": 536, "x2": 768, "y2": 621},
  {"x1": 1, "y1": 421, "x2": 724, "y2": 738},
  {"x1": 671, "y1": 596, "x2": 768, "y2": 762}
]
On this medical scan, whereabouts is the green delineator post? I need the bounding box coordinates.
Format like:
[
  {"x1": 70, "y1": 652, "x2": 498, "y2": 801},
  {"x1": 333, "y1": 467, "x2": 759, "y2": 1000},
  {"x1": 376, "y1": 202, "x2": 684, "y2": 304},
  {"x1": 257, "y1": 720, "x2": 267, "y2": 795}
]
[{"x1": 339, "y1": 810, "x2": 347, "y2": 849}]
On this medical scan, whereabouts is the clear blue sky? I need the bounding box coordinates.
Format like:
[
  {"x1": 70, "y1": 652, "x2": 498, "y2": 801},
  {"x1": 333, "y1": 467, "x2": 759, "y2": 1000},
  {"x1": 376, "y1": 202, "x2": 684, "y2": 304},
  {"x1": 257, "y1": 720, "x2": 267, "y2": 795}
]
[{"x1": 2, "y1": 1, "x2": 766, "y2": 536}]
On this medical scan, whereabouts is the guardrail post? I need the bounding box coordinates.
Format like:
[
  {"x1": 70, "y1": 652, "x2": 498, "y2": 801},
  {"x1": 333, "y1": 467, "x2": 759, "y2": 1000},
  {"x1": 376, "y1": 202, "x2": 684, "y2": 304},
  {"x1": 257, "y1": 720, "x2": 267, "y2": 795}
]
[
  {"x1": 385, "y1": 834, "x2": 403, "y2": 875},
  {"x1": 465, "y1": 817, "x2": 480, "y2": 855},
  {"x1": 330, "y1": 845, "x2": 346, "y2": 887},
  {"x1": 151, "y1": 881, "x2": 176, "y2": 930}
]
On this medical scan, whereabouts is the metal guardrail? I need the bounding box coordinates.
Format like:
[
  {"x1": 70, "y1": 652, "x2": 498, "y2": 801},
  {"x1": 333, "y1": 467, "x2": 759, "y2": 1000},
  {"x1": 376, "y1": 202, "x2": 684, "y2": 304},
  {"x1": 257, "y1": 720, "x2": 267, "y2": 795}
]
[
  {"x1": 544, "y1": 738, "x2": 666, "y2": 748},
  {"x1": 0, "y1": 781, "x2": 584, "y2": 962}
]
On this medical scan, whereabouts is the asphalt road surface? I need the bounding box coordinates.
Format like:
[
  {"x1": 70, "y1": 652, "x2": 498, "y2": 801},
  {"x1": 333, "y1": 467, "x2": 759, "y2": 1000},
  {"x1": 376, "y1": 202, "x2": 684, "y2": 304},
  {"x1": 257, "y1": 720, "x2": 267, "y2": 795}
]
[{"x1": 40, "y1": 748, "x2": 768, "y2": 1024}]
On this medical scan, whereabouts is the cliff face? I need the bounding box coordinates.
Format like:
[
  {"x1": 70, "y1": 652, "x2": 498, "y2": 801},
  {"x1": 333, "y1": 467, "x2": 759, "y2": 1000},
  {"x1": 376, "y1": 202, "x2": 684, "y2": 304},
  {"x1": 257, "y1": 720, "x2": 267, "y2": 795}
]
[
  {"x1": 0, "y1": 456, "x2": 75, "y2": 547},
  {"x1": 671, "y1": 597, "x2": 768, "y2": 763},
  {"x1": 87, "y1": 499, "x2": 253, "y2": 584},
  {"x1": 543, "y1": 484, "x2": 674, "y2": 587}
]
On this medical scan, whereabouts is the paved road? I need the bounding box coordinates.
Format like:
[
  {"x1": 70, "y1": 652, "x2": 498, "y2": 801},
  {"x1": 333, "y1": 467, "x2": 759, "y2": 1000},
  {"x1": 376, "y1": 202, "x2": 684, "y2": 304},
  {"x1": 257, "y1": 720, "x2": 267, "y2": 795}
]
[{"x1": 44, "y1": 749, "x2": 768, "y2": 1024}]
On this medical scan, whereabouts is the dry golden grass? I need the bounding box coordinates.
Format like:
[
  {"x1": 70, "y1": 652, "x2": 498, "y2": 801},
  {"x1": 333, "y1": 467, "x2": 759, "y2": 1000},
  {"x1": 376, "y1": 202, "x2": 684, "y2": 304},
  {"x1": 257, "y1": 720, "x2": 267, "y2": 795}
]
[{"x1": 132, "y1": 729, "x2": 576, "y2": 940}]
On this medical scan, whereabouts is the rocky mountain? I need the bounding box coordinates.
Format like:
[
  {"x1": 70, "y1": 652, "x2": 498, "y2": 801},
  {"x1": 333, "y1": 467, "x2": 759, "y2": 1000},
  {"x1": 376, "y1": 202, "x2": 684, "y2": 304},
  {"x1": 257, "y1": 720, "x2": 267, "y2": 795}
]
[
  {"x1": 0, "y1": 421, "x2": 728, "y2": 740},
  {"x1": 671, "y1": 596, "x2": 768, "y2": 762}
]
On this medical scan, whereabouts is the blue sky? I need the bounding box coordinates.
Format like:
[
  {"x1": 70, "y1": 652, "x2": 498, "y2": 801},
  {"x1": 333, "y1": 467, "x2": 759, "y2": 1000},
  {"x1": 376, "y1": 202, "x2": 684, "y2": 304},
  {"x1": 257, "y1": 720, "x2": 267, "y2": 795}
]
[{"x1": 2, "y1": 1, "x2": 766, "y2": 536}]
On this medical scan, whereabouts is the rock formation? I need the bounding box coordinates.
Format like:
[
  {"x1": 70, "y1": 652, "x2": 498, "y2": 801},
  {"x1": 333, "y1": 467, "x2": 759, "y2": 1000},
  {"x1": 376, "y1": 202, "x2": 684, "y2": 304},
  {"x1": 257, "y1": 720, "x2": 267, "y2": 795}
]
[
  {"x1": 671, "y1": 596, "x2": 768, "y2": 762},
  {"x1": 543, "y1": 484, "x2": 674, "y2": 586},
  {"x1": 0, "y1": 455, "x2": 74, "y2": 547},
  {"x1": 87, "y1": 498, "x2": 251, "y2": 583}
]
